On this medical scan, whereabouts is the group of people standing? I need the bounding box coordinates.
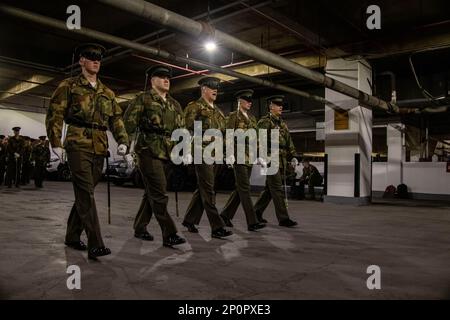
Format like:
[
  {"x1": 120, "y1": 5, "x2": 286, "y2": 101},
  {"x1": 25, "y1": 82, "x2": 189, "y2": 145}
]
[
  {"x1": 0, "y1": 128, "x2": 50, "y2": 188},
  {"x1": 45, "y1": 43, "x2": 300, "y2": 261}
]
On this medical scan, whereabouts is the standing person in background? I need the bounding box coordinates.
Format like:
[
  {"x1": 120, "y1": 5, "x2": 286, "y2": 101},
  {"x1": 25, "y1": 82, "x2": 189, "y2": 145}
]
[
  {"x1": 20, "y1": 136, "x2": 32, "y2": 185},
  {"x1": 0, "y1": 135, "x2": 6, "y2": 186},
  {"x1": 5, "y1": 127, "x2": 24, "y2": 188},
  {"x1": 32, "y1": 136, "x2": 51, "y2": 188}
]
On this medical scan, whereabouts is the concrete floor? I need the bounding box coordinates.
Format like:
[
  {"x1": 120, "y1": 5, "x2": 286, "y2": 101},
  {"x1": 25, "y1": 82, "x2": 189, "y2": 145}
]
[{"x1": 0, "y1": 181, "x2": 449, "y2": 300}]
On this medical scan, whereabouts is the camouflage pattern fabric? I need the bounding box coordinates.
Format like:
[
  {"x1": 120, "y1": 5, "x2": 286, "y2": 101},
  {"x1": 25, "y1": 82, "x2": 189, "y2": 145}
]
[
  {"x1": 184, "y1": 97, "x2": 226, "y2": 133},
  {"x1": 257, "y1": 113, "x2": 296, "y2": 169},
  {"x1": 184, "y1": 97, "x2": 227, "y2": 159},
  {"x1": 226, "y1": 110, "x2": 257, "y2": 167},
  {"x1": 46, "y1": 74, "x2": 129, "y2": 155},
  {"x1": 123, "y1": 89, "x2": 183, "y2": 161}
]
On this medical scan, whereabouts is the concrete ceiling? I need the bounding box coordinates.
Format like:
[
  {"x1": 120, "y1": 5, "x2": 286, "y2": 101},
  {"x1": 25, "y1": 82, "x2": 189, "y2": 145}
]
[{"x1": 0, "y1": 0, "x2": 449, "y2": 135}]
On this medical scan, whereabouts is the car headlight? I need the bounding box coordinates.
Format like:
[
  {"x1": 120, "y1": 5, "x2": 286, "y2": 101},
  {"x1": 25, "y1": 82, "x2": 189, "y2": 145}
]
[{"x1": 119, "y1": 162, "x2": 128, "y2": 168}]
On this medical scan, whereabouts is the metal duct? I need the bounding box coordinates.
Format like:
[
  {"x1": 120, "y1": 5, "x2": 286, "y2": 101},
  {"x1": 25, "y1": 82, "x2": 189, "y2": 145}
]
[{"x1": 97, "y1": 0, "x2": 398, "y2": 113}]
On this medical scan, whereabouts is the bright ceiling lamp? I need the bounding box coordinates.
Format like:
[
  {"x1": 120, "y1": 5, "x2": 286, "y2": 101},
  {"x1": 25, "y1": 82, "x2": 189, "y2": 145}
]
[{"x1": 204, "y1": 41, "x2": 217, "y2": 52}]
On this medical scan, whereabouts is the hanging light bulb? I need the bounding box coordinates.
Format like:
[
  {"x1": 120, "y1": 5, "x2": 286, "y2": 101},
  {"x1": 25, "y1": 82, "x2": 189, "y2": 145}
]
[{"x1": 204, "y1": 41, "x2": 217, "y2": 52}]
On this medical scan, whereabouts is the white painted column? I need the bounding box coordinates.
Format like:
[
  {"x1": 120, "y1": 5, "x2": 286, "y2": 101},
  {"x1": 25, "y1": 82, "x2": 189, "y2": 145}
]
[
  {"x1": 387, "y1": 123, "x2": 404, "y2": 186},
  {"x1": 323, "y1": 58, "x2": 373, "y2": 205}
]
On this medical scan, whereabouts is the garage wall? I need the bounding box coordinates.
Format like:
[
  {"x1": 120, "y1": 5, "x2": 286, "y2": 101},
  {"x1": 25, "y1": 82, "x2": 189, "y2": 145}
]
[
  {"x1": 0, "y1": 108, "x2": 47, "y2": 138},
  {"x1": 372, "y1": 162, "x2": 450, "y2": 196},
  {"x1": 372, "y1": 162, "x2": 388, "y2": 191},
  {"x1": 251, "y1": 159, "x2": 450, "y2": 198},
  {"x1": 0, "y1": 107, "x2": 120, "y2": 160}
]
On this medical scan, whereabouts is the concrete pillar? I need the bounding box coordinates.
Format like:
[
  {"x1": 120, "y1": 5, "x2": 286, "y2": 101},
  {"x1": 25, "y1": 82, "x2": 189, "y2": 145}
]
[
  {"x1": 323, "y1": 58, "x2": 373, "y2": 205},
  {"x1": 387, "y1": 123, "x2": 404, "y2": 186}
]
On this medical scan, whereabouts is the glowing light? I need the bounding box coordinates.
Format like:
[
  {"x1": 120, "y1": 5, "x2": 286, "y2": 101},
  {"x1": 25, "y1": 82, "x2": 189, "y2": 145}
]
[{"x1": 204, "y1": 41, "x2": 217, "y2": 52}]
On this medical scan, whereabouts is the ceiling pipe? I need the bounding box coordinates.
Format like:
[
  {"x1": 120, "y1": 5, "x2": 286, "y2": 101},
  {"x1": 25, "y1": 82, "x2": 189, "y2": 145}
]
[
  {"x1": 63, "y1": 0, "x2": 273, "y2": 73},
  {"x1": 104, "y1": 0, "x2": 247, "y2": 56},
  {"x1": 132, "y1": 54, "x2": 209, "y2": 76},
  {"x1": 97, "y1": 0, "x2": 398, "y2": 113},
  {"x1": 0, "y1": 4, "x2": 341, "y2": 110}
]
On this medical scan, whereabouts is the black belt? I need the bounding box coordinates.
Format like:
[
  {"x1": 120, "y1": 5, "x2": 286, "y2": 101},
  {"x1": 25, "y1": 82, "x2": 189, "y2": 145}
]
[
  {"x1": 66, "y1": 119, "x2": 108, "y2": 131},
  {"x1": 141, "y1": 127, "x2": 171, "y2": 137}
]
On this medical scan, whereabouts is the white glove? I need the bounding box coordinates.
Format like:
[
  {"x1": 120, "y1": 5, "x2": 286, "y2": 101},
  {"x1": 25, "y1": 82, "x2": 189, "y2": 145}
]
[
  {"x1": 14, "y1": 152, "x2": 20, "y2": 159},
  {"x1": 260, "y1": 166, "x2": 268, "y2": 176},
  {"x1": 124, "y1": 153, "x2": 133, "y2": 163},
  {"x1": 225, "y1": 155, "x2": 236, "y2": 166},
  {"x1": 255, "y1": 157, "x2": 267, "y2": 168},
  {"x1": 291, "y1": 158, "x2": 299, "y2": 167},
  {"x1": 52, "y1": 147, "x2": 63, "y2": 160},
  {"x1": 124, "y1": 153, "x2": 134, "y2": 168},
  {"x1": 117, "y1": 144, "x2": 127, "y2": 156},
  {"x1": 182, "y1": 153, "x2": 193, "y2": 165}
]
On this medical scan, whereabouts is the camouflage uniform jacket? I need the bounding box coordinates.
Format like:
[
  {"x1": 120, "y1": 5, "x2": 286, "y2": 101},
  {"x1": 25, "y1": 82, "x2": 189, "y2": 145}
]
[
  {"x1": 226, "y1": 109, "x2": 257, "y2": 167},
  {"x1": 32, "y1": 143, "x2": 51, "y2": 164},
  {"x1": 184, "y1": 97, "x2": 226, "y2": 153},
  {"x1": 257, "y1": 113, "x2": 296, "y2": 169},
  {"x1": 123, "y1": 89, "x2": 183, "y2": 161},
  {"x1": 46, "y1": 74, "x2": 129, "y2": 155}
]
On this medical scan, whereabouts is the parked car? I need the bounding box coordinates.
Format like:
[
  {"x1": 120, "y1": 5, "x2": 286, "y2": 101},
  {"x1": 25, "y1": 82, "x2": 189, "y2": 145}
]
[
  {"x1": 106, "y1": 157, "x2": 235, "y2": 191},
  {"x1": 46, "y1": 157, "x2": 71, "y2": 181},
  {"x1": 106, "y1": 158, "x2": 143, "y2": 187}
]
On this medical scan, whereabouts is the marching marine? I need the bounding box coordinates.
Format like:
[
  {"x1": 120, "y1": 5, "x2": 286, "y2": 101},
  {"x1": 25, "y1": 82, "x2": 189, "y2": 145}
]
[
  {"x1": 219, "y1": 89, "x2": 266, "y2": 231},
  {"x1": 123, "y1": 65, "x2": 186, "y2": 247},
  {"x1": 253, "y1": 95, "x2": 298, "y2": 227},
  {"x1": 182, "y1": 77, "x2": 233, "y2": 238},
  {"x1": 46, "y1": 43, "x2": 129, "y2": 260}
]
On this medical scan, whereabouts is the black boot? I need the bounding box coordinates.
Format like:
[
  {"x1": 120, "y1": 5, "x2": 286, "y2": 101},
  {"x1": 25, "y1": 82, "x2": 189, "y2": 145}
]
[
  {"x1": 211, "y1": 227, "x2": 233, "y2": 239},
  {"x1": 163, "y1": 234, "x2": 186, "y2": 247},
  {"x1": 134, "y1": 231, "x2": 154, "y2": 241},
  {"x1": 65, "y1": 240, "x2": 87, "y2": 251},
  {"x1": 279, "y1": 219, "x2": 298, "y2": 227},
  {"x1": 88, "y1": 247, "x2": 111, "y2": 260},
  {"x1": 182, "y1": 221, "x2": 199, "y2": 233},
  {"x1": 248, "y1": 222, "x2": 266, "y2": 231}
]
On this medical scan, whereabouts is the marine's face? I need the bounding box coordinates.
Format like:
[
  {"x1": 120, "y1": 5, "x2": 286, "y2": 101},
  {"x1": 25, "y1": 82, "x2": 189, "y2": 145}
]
[
  {"x1": 202, "y1": 86, "x2": 218, "y2": 102},
  {"x1": 79, "y1": 56, "x2": 101, "y2": 74},
  {"x1": 270, "y1": 102, "x2": 283, "y2": 117},
  {"x1": 13, "y1": 130, "x2": 20, "y2": 137},
  {"x1": 151, "y1": 75, "x2": 170, "y2": 93},
  {"x1": 239, "y1": 98, "x2": 252, "y2": 111},
  {"x1": 303, "y1": 162, "x2": 310, "y2": 168}
]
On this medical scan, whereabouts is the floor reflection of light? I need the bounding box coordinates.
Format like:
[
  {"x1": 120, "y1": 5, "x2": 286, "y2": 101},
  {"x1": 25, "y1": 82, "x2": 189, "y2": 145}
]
[
  {"x1": 139, "y1": 251, "x2": 194, "y2": 279},
  {"x1": 216, "y1": 231, "x2": 248, "y2": 261}
]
